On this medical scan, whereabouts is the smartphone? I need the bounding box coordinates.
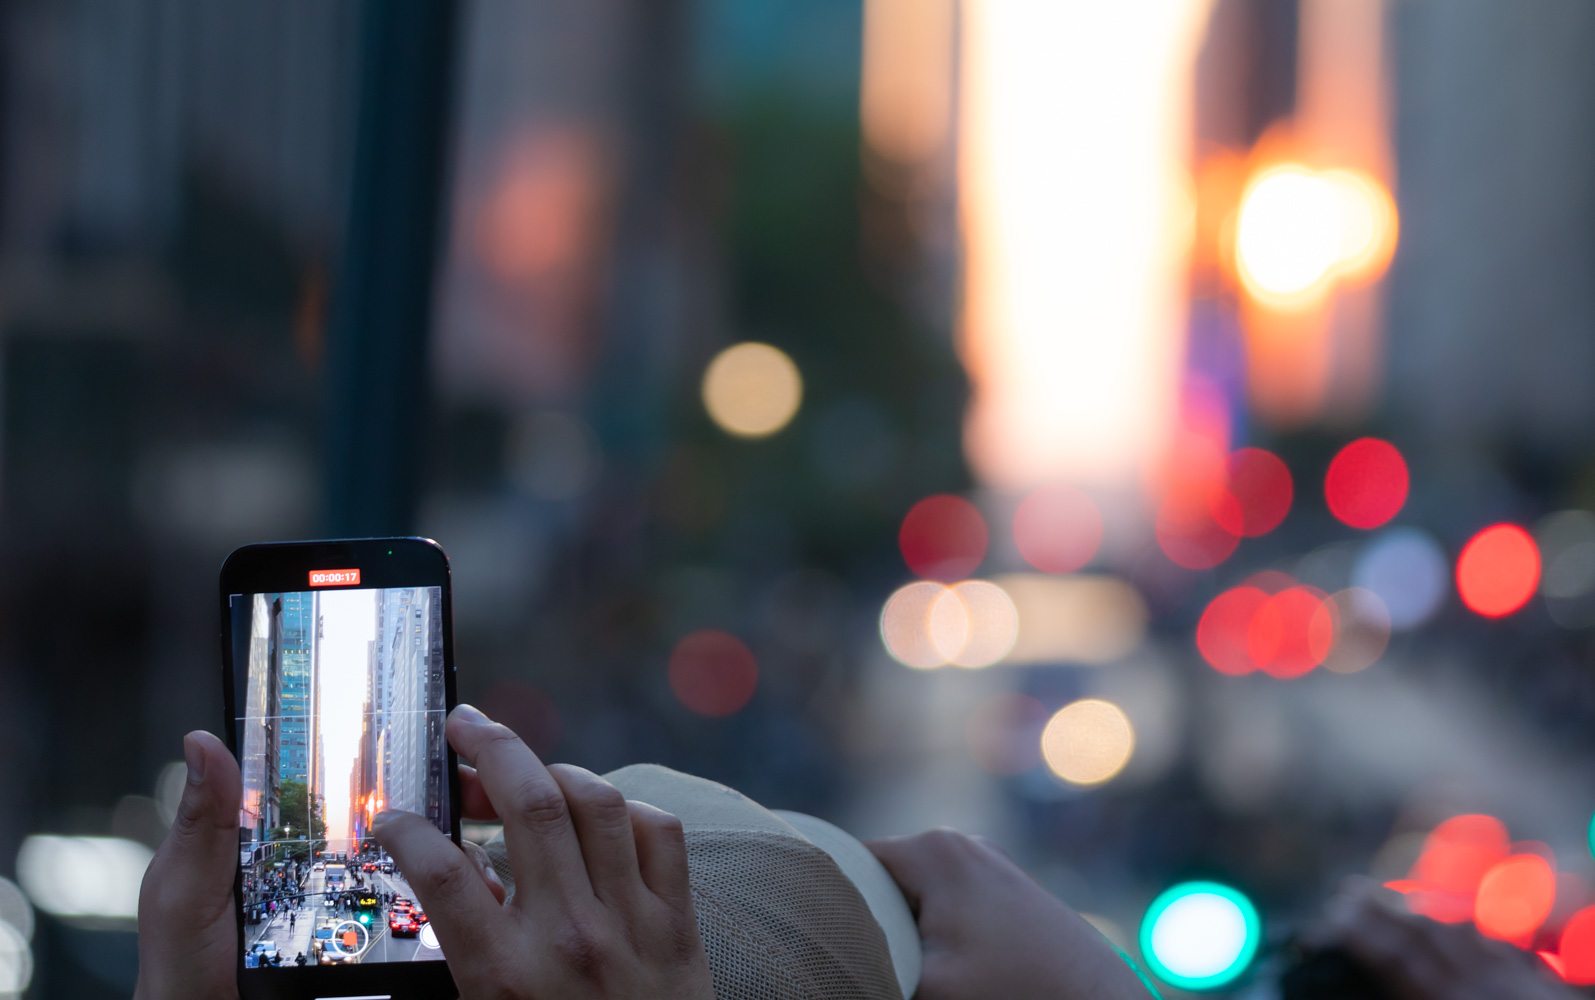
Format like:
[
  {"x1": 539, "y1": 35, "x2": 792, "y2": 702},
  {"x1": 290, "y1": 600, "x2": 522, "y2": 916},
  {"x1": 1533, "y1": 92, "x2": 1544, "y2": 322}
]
[{"x1": 220, "y1": 537, "x2": 460, "y2": 1000}]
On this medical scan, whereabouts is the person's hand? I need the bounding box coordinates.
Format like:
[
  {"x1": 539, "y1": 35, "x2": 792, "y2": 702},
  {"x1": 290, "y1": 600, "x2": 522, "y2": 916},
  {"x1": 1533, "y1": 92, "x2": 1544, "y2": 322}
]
[
  {"x1": 868, "y1": 829, "x2": 1151, "y2": 1000},
  {"x1": 134, "y1": 731, "x2": 243, "y2": 1000},
  {"x1": 374, "y1": 704, "x2": 714, "y2": 999},
  {"x1": 1300, "y1": 878, "x2": 1577, "y2": 1000}
]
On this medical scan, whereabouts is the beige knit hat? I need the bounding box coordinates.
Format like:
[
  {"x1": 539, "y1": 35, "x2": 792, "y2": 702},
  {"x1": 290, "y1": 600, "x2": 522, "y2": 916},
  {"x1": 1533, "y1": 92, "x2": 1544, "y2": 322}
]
[{"x1": 481, "y1": 764, "x2": 920, "y2": 1000}]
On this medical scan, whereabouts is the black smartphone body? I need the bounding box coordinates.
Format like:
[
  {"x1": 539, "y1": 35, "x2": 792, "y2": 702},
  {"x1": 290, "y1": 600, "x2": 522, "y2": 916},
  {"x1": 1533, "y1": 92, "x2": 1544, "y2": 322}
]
[{"x1": 220, "y1": 537, "x2": 460, "y2": 1000}]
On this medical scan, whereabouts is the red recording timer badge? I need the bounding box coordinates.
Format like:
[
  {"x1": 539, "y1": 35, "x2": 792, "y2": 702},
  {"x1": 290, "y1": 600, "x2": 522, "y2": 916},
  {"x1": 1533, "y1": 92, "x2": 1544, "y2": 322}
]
[{"x1": 308, "y1": 568, "x2": 361, "y2": 587}]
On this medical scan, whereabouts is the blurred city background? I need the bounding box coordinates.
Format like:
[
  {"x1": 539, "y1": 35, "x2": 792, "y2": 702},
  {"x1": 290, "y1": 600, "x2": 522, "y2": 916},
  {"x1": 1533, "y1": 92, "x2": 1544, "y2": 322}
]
[{"x1": 1, "y1": 0, "x2": 1593, "y2": 996}]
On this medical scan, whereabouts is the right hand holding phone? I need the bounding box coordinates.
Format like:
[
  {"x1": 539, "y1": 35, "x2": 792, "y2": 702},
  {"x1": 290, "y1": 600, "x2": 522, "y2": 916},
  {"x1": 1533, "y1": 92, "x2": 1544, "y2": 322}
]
[{"x1": 374, "y1": 704, "x2": 715, "y2": 1000}]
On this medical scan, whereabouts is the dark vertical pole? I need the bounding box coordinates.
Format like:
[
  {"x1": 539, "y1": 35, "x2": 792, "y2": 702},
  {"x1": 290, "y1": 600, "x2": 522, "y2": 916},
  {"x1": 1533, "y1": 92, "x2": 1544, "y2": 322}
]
[{"x1": 324, "y1": 0, "x2": 459, "y2": 536}]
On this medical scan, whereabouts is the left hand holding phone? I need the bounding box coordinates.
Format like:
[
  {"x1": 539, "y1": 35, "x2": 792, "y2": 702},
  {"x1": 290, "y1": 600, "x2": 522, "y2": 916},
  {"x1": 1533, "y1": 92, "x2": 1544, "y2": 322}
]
[{"x1": 134, "y1": 731, "x2": 244, "y2": 1000}]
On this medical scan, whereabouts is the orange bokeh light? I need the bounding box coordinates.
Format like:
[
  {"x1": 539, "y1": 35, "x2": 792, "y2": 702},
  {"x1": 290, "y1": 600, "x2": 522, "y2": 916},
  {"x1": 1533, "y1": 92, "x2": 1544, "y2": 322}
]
[
  {"x1": 1013, "y1": 485, "x2": 1103, "y2": 574},
  {"x1": 899, "y1": 495, "x2": 989, "y2": 581},
  {"x1": 1456, "y1": 524, "x2": 1541, "y2": 619},
  {"x1": 1474, "y1": 854, "x2": 1556, "y2": 943},
  {"x1": 1407, "y1": 814, "x2": 1511, "y2": 924},
  {"x1": 1324, "y1": 438, "x2": 1409, "y2": 530},
  {"x1": 668, "y1": 630, "x2": 758, "y2": 718}
]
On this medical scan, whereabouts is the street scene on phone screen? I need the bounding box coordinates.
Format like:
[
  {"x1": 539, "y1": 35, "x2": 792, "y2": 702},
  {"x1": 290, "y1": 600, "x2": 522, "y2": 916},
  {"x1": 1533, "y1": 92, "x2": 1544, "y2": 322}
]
[{"x1": 234, "y1": 586, "x2": 448, "y2": 966}]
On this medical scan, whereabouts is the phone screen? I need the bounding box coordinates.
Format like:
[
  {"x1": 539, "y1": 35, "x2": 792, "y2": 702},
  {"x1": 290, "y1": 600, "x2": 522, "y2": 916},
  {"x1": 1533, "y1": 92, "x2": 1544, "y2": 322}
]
[{"x1": 228, "y1": 583, "x2": 450, "y2": 969}]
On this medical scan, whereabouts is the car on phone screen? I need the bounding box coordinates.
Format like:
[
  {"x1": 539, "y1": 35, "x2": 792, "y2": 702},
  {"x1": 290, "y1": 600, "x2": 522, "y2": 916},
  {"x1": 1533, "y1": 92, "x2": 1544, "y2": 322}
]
[{"x1": 388, "y1": 909, "x2": 421, "y2": 937}]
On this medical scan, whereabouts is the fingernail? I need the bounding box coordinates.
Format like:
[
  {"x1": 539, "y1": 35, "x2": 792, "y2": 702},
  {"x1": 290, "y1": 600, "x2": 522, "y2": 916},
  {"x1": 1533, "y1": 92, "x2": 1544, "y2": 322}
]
[
  {"x1": 452, "y1": 703, "x2": 488, "y2": 725},
  {"x1": 183, "y1": 733, "x2": 206, "y2": 786},
  {"x1": 373, "y1": 810, "x2": 399, "y2": 831}
]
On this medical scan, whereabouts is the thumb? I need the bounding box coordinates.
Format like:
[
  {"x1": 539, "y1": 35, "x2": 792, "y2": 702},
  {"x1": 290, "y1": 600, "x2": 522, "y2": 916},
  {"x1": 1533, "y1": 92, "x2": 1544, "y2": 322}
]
[
  {"x1": 865, "y1": 835, "x2": 932, "y2": 914},
  {"x1": 143, "y1": 731, "x2": 242, "y2": 916}
]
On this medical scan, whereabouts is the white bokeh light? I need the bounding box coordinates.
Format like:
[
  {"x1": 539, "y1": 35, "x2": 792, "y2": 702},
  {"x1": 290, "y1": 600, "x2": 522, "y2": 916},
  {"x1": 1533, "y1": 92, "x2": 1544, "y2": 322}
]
[
  {"x1": 0, "y1": 921, "x2": 31, "y2": 995},
  {"x1": 16, "y1": 836, "x2": 152, "y2": 922},
  {"x1": 1148, "y1": 886, "x2": 1256, "y2": 982},
  {"x1": 1352, "y1": 527, "x2": 1448, "y2": 630}
]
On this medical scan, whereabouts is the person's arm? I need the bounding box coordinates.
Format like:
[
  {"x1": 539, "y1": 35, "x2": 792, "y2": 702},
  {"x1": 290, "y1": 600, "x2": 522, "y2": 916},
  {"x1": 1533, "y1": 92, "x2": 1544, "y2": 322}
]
[
  {"x1": 373, "y1": 704, "x2": 715, "y2": 999},
  {"x1": 1299, "y1": 878, "x2": 1578, "y2": 1000},
  {"x1": 868, "y1": 829, "x2": 1153, "y2": 1000}
]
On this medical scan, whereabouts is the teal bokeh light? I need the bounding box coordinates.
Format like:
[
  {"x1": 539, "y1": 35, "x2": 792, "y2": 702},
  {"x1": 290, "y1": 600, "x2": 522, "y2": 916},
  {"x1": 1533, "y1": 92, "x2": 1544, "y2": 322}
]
[{"x1": 1139, "y1": 880, "x2": 1262, "y2": 992}]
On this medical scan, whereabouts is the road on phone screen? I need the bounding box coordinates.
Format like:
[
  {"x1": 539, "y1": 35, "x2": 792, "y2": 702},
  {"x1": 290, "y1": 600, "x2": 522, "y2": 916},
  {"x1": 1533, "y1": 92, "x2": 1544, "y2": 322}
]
[{"x1": 247, "y1": 864, "x2": 442, "y2": 966}]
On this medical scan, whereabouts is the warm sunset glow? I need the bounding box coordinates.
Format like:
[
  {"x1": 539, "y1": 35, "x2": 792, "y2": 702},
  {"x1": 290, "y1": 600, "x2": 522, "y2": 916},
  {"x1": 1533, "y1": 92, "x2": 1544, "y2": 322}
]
[
  {"x1": 860, "y1": 0, "x2": 954, "y2": 166},
  {"x1": 958, "y1": 0, "x2": 1212, "y2": 490},
  {"x1": 317, "y1": 589, "x2": 377, "y2": 852}
]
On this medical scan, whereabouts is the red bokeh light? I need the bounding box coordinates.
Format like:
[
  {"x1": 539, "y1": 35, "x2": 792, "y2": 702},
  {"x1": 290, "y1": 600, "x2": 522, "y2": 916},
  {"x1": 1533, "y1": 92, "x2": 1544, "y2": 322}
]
[
  {"x1": 1248, "y1": 585, "x2": 1334, "y2": 678},
  {"x1": 668, "y1": 630, "x2": 758, "y2": 718},
  {"x1": 1214, "y1": 448, "x2": 1293, "y2": 538},
  {"x1": 1013, "y1": 485, "x2": 1102, "y2": 574},
  {"x1": 1474, "y1": 854, "x2": 1556, "y2": 943},
  {"x1": 1560, "y1": 906, "x2": 1595, "y2": 984},
  {"x1": 1324, "y1": 438, "x2": 1409, "y2": 530},
  {"x1": 899, "y1": 494, "x2": 988, "y2": 581},
  {"x1": 1456, "y1": 524, "x2": 1541, "y2": 618},
  {"x1": 1196, "y1": 586, "x2": 1270, "y2": 675},
  {"x1": 1407, "y1": 814, "x2": 1511, "y2": 923},
  {"x1": 1155, "y1": 499, "x2": 1240, "y2": 570}
]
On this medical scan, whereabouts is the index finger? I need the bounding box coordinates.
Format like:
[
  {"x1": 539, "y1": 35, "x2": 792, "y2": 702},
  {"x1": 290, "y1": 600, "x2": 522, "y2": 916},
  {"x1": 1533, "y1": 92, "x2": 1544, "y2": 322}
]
[
  {"x1": 373, "y1": 810, "x2": 502, "y2": 960},
  {"x1": 446, "y1": 704, "x2": 590, "y2": 903}
]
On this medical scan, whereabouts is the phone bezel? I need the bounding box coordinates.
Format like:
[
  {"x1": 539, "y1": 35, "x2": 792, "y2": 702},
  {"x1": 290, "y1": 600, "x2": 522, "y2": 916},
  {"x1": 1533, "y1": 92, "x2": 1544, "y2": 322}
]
[{"x1": 219, "y1": 537, "x2": 461, "y2": 1000}]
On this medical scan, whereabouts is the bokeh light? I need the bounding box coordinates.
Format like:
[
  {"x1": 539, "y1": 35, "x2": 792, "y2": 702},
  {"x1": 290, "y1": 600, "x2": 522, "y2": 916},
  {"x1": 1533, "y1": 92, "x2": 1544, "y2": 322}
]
[
  {"x1": 0, "y1": 879, "x2": 32, "y2": 944},
  {"x1": 1318, "y1": 588, "x2": 1391, "y2": 674},
  {"x1": 0, "y1": 922, "x2": 30, "y2": 997},
  {"x1": 930, "y1": 580, "x2": 1020, "y2": 668},
  {"x1": 1351, "y1": 527, "x2": 1449, "y2": 629},
  {"x1": 701, "y1": 342, "x2": 804, "y2": 438},
  {"x1": 1140, "y1": 881, "x2": 1262, "y2": 991},
  {"x1": 1012, "y1": 484, "x2": 1102, "y2": 573},
  {"x1": 1456, "y1": 524, "x2": 1541, "y2": 619},
  {"x1": 1235, "y1": 165, "x2": 1346, "y2": 305},
  {"x1": 899, "y1": 494, "x2": 989, "y2": 581},
  {"x1": 1216, "y1": 447, "x2": 1293, "y2": 538},
  {"x1": 1474, "y1": 854, "x2": 1556, "y2": 943},
  {"x1": 15, "y1": 835, "x2": 152, "y2": 922},
  {"x1": 1196, "y1": 586, "x2": 1269, "y2": 676},
  {"x1": 667, "y1": 630, "x2": 758, "y2": 717},
  {"x1": 1040, "y1": 698, "x2": 1135, "y2": 786},
  {"x1": 998, "y1": 573, "x2": 1148, "y2": 666},
  {"x1": 1405, "y1": 814, "x2": 1510, "y2": 923},
  {"x1": 1560, "y1": 905, "x2": 1595, "y2": 984},
  {"x1": 1234, "y1": 165, "x2": 1397, "y2": 310},
  {"x1": 1324, "y1": 438, "x2": 1409, "y2": 530},
  {"x1": 1535, "y1": 510, "x2": 1595, "y2": 627},
  {"x1": 881, "y1": 581, "x2": 952, "y2": 670},
  {"x1": 1249, "y1": 585, "x2": 1334, "y2": 679}
]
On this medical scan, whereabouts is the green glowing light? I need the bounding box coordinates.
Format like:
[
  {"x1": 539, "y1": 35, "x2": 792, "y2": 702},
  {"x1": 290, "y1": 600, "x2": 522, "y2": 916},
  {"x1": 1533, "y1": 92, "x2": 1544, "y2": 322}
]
[
  {"x1": 1588, "y1": 812, "x2": 1594, "y2": 860},
  {"x1": 358, "y1": 913, "x2": 371, "y2": 925},
  {"x1": 1139, "y1": 881, "x2": 1261, "y2": 992}
]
